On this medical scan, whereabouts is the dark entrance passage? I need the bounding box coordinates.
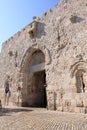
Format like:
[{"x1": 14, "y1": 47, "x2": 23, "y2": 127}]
[
  {"x1": 76, "y1": 69, "x2": 85, "y2": 93},
  {"x1": 22, "y1": 49, "x2": 47, "y2": 107},
  {"x1": 32, "y1": 70, "x2": 47, "y2": 107}
]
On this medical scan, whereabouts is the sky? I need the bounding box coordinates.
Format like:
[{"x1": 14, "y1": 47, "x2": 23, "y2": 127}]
[{"x1": 0, "y1": 0, "x2": 60, "y2": 50}]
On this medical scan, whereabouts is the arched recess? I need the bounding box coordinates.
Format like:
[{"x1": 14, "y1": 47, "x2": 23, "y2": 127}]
[
  {"x1": 70, "y1": 61, "x2": 87, "y2": 93},
  {"x1": 20, "y1": 48, "x2": 47, "y2": 107}
]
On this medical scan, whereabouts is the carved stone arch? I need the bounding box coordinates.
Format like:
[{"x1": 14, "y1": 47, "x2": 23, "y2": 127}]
[
  {"x1": 20, "y1": 47, "x2": 36, "y2": 73},
  {"x1": 70, "y1": 61, "x2": 87, "y2": 78},
  {"x1": 70, "y1": 61, "x2": 87, "y2": 93},
  {"x1": 20, "y1": 47, "x2": 47, "y2": 107},
  {"x1": 39, "y1": 45, "x2": 51, "y2": 65},
  {"x1": 19, "y1": 46, "x2": 47, "y2": 84}
]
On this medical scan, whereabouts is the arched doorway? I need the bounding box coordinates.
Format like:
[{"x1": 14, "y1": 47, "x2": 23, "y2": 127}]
[
  {"x1": 21, "y1": 49, "x2": 47, "y2": 107},
  {"x1": 70, "y1": 61, "x2": 87, "y2": 93},
  {"x1": 76, "y1": 69, "x2": 85, "y2": 93},
  {"x1": 31, "y1": 70, "x2": 47, "y2": 107}
]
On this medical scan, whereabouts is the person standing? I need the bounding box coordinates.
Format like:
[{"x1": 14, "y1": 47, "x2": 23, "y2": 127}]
[
  {"x1": 4, "y1": 78, "x2": 11, "y2": 106},
  {"x1": 17, "y1": 84, "x2": 22, "y2": 106}
]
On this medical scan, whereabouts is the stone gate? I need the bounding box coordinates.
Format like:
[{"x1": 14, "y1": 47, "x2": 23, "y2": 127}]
[{"x1": 0, "y1": 0, "x2": 87, "y2": 113}]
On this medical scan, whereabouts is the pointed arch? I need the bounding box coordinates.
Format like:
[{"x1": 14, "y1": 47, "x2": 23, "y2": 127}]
[
  {"x1": 19, "y1": 47, "x2": 47, "y2": 107},
  {"x1": 70, "y1": 61, "x2": 87, "y2": 93}
]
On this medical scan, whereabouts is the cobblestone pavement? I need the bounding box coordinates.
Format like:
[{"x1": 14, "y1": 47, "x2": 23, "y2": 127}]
[{"x1": 0, "y1": 107, "x2": 87, "y2": 130}]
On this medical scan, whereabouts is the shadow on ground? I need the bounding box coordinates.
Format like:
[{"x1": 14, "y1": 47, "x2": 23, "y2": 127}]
[{"x1": 0, "y1": 107, "x2": 33, "y2": 116}]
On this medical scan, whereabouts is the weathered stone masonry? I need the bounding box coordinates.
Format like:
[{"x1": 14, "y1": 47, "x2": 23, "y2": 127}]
[{"x1": 0, "y1": 0, "x2": 87, "y2": 113}]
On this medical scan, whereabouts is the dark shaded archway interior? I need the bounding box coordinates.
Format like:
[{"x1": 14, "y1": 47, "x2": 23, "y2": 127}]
[
  {"x1": 32, "y1": 70, "x2": 47, "y2": 107},
  {"x1": 22, "y1": 49, "x2": 47, "y2": 107},
  {"x1": 76, "y1": 69, "x2": 85, "y2": 93},
  {"x1": 34, "y1": 71, "x2": 47, "y2": 107}
]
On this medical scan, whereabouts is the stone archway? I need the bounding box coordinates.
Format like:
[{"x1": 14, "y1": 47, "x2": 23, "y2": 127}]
[
  {"x1": 70, "y1": 61, "x2": 87, "y2": 93},
  {"x1": 20, "y1": 48, "x2": 47, "y2": 107},
  {"x1": 75, "y1": 69, "x2": 85, "y2": 93}
]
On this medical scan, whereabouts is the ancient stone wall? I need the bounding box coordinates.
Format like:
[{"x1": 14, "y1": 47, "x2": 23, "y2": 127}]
[{"x1": 0, "y1": 0, "x2": 87, "y2": 113}]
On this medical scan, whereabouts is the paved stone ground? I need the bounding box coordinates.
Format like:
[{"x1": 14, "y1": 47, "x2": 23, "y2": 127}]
[{"x1": 0, "y1": 107, "x2": 87, "y2": 130}]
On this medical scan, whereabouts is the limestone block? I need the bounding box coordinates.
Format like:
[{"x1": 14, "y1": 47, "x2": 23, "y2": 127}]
[
  {"x1": 75, "y1": 94, "x2": 83, "y2": 107},
  {"x1": 74, "y1": 107, "x2": 80, "y2": 113},
  {"x1": 70, "y1": 86, "x2": 77, "y2": 93},
  {"x1": 83, "y1": 99, "x2": 87, "y2": 107},
  {"x1": 57, "y1": 106, "x2": 63, "y2": 111},
  {"x1": 64, "y1": 19, "x2": 71, "y2": 27},
  {"x1": 80, "y1": 107, "x2": 86, "y2": 113},
  {"x1": 65, "y1": 100, "x2": 71, "y2": 107},
  {"x1": 56, "y1": 99, "x2": 62, "y2": 108},
  {"x1": 71, "y1": 99, "x2": 76, "y2": 107},
  {"x1": 76, "y1": 100, "x2": 83, "y2": 107},
  {"x1": 62, "y1": 99, "x2": 66, "y2": 107},
  {"x1": 47, "y1": 102, "x2": 54, "y2": 110},
  {"x1": 56, "y1": 91, "x2": 61, "y2": 104},
  {"x1": 69, "y1": 106, "x2": 74, "y2": 112},
  {"x1": 74, "y1": 107, "x2": 85, "y2": 113},
  {"x1": 63, "y1": 107, "x2": 69, "y2": 112},
  {"x1": 47, "y1": 91, "x2": 55, "y2": 110},
  {"x1": 63, "y1": 93, "x2": 73, "y2": 100}
]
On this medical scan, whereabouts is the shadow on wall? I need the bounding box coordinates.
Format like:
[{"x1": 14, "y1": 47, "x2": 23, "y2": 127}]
[
  {"x1": 0, "y1": 107, "x2": 33, "y2": 116},
  {"x1": 70, "y1": 15, "x2": 85, "y2": 24}
]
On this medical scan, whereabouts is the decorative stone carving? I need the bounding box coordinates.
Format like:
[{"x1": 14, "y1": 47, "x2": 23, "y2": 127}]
[
  {"x1": 70, "y1": 61, "x2": 87, "y2": 78},
  {"x1": 70, "y1": 62, "x2": 87, "y2": 93},
  {"x1": 28, "y1": 21, "x2": 38, "y2": 38}
]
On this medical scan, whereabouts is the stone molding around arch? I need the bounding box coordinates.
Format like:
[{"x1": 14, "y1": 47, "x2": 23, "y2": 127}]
[
  {"x1": 19, "y1": 47, "x2": 48, "y2": 107},
  {"x1": 70, "y1": 61, "x2": 87, "y2": 93},
  {"x1": 70, "y1": 61, "x2": 87, "y2": 78}
]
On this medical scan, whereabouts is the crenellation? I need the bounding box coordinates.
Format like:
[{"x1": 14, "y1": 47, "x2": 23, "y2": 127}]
[{"x1": 41, "y1": 9, "x2": 53, "y2": 21}]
